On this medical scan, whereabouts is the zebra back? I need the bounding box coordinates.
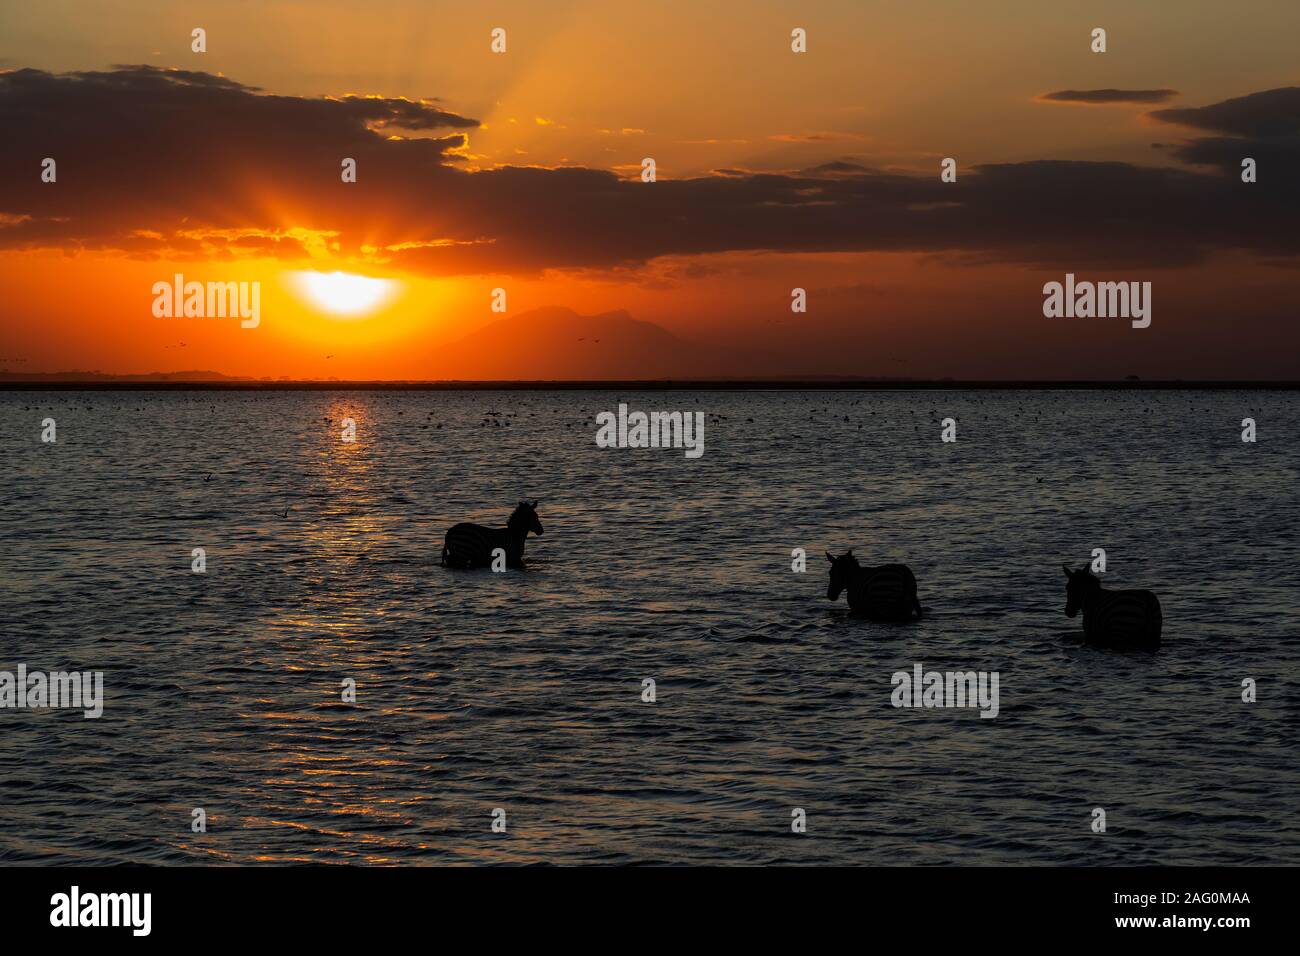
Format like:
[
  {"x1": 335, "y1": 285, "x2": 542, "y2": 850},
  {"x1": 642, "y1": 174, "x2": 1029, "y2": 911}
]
[
  {"x1": 442, "y1": 522, "x2": 510, "y2": 568},
  {"x1": 849, "y1": 563, "x2": 919, "y2": 619},
  {"x1": 1085, "y1": 588, "x2": 1162, "y2": 647}
]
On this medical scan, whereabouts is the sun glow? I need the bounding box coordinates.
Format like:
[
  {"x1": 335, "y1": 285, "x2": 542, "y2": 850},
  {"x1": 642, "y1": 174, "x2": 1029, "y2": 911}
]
[{"x1": 290, "y1": 270, "x2": 397, "y2": 315}]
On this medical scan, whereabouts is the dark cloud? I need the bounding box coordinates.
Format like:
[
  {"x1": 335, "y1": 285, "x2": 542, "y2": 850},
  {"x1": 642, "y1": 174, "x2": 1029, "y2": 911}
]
[
  {"x1": 1148, "y1": 87, "x2": 1300, "y2": 180},
  {"x1": 1040, "y1": 88, "x2": 1179, "y2": 105},
  {"x1": 0, "y1": 66, "x2": 1297, "y2": 274},
  {"x1": 802, "y1": 160, "x2": 870, "y2": 176},
  {"x1": 1149, "y1": 87, "x2": 1300, "y2": 136},
  {"x1": 1166, "y1": 133, "x2": 1300, "y2": 178}
]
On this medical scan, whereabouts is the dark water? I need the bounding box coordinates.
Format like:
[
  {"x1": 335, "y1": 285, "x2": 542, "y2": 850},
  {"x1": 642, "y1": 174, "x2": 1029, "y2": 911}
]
[{"x1": 1, "y1": 389, "x2": 1297, "y2": 865}]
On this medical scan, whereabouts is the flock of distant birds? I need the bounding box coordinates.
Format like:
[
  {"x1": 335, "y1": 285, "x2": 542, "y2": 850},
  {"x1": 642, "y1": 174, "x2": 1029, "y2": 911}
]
[{"x1": 441, "y1": 501, "x2": 1163, "y2": 650}]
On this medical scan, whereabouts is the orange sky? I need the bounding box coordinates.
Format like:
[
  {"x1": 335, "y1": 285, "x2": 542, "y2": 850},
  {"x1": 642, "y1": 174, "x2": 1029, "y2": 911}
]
[{"x1": 1, "y1": 1, "x2": 1298, "y2": 379}]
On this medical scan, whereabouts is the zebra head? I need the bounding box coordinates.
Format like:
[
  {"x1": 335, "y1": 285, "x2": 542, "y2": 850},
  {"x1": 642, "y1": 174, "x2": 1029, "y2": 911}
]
[
  {"x1": 826, "y1": 549, "x2": 859, "y2": 601},
  {"x1": 1062, "y1": 564, "x2": 1099, "y2": 617},
  {"x1": 509, "y1": 499, "x2": 543, "y2": 536}
]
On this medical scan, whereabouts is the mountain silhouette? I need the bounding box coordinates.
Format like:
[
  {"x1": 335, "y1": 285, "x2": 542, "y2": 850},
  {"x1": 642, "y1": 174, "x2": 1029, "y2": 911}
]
[
  {"x1": 0, "y1": 369, "x2": 254, "y2": 383},
  {"x1": 429, "y1": 306, "x2": 775, "y2": 380}
]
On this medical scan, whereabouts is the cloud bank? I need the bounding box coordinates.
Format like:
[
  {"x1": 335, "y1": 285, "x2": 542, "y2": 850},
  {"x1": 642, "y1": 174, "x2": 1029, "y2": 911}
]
[
  {"x1": 1, "y1": 67, "x2": 1297, "y2": 274},
  {"x1": 1039, "y1": 88, "x2": 1179, "y2": 104}
]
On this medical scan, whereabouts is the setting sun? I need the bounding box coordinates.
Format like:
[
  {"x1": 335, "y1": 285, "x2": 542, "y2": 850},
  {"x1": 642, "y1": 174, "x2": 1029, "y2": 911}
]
[{"x1": 290, "y1": 271, "x2": 397, "y2": 316}]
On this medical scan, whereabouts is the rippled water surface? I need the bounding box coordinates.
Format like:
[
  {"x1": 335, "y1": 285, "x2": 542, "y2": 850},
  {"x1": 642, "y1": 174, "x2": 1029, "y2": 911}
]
[{"x1": 1, "y1": 389, "x2": 1298, "y2": 865}]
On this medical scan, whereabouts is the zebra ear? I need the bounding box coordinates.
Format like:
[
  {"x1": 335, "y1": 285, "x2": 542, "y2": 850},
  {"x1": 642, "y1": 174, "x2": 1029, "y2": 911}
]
[
  {"x1": 1062, "y1": 564, "x2": 1073, "y2": 578},
  {"x1": 826, "y1": 551, "x2": 836, "y2": 564}
]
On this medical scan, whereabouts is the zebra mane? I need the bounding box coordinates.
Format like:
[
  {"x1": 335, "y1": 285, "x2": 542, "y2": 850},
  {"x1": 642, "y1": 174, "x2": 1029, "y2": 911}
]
[
  {"x1": 1072, "y1": 565, "x2": 1101, "y2": 586},
  {"x1": 508, "y1": 499, "x2": 539, "y2": 525}
]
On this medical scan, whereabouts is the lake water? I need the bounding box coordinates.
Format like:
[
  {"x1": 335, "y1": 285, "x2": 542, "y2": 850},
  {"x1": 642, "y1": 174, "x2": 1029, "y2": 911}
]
[{"x1": 1, "y1": 388, "x2": 1297, "y2": 864}]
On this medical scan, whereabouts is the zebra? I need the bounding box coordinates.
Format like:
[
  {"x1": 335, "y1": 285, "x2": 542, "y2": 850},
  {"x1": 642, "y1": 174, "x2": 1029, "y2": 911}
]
[
  {"x1": 826, "y1": 549, "x2": 922, "y2": 621},
  {"x1": 1062, "y1": 564, "x2": 1162, "y2": 648},
  {"x1": 441, "y1": 500, "x2": 543, "y2": 569}
]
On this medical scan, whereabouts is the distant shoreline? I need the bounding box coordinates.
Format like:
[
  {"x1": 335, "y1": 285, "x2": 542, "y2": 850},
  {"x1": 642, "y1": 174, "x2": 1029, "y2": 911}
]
[{"x1": 2, "y1": 379, "x2": 1299, "y2": 391}]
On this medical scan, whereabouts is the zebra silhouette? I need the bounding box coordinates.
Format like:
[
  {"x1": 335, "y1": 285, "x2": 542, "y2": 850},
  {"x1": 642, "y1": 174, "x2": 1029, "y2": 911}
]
[
  {"x1": 441, "y1": 500, "x2": 543, "y2": 569},
  {"x1": 1062, "y1": 564, "x2": 1162, "y2": 648},
  {"x1": 826, "y1": 550, "x2": 922, "y2": 621}
]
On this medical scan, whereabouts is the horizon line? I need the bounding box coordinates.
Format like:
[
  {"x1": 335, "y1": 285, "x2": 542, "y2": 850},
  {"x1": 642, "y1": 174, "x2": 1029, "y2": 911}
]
[{"x1": 3, "y1": 378, "x2": 1299, "y2": 391}]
